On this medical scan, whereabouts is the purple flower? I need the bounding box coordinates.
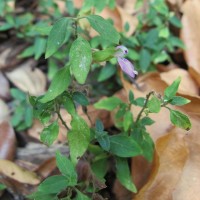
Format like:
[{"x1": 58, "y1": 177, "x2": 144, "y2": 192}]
[{"x1": 115, "y1": 46, "x2": 138, "y2": 78}]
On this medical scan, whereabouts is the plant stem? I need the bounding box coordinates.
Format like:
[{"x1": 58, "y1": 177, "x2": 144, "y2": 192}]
[
  {"x1": 135, "y1": 91, "x2": 154, "y2": 123},
  {"x1": 57, "y1": 110, "x2": 70, "y2": 131}
]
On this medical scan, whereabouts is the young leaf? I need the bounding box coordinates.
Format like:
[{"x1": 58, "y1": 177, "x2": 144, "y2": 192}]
[
  {"x1": 140, "y1": 117, "x2": 155, "y2": 126},
  {"x1": 109, "y1": 134, "x2": 142, "y2": 157},
  {"x1": 72, "y1": 92, "x2": 89, "y2": 106},
  {"x1": 40, "y1": 121, "x2": 59, "y2": 146},
  {"x1": 40, "y1": 65, "x2": 71, "y2": 103},
  {"x1": 45, "y1": 18, "x2": 69, "y2": 58},
  {"x1": 147, "y1": 96, "x2": 161, "y2": 113},
  {"x1": 69, "y1": 37, "x2": 92, "y2": 84},
  {"x1": 164, "y1": 77, "x2": 181, "y2": 100},
  {"x1": 169, "y1": 109, "x2": 191, "y2": 130},
  {"x1": 95, "y1": 130, "x2": 110, "y2": 151},
  {"x1": 94, "y1": 96, "x2": 122, "y2": 111},
  {"x1": 123, "y1": 111, "x2": 133, "y2": 131},
  {"x1": 170, "y1": 96, "x2": 191, "y2": 106},
  {"x1": 68, "y1": 116, "x2": 90, "y2": 164},
  {"x1": 116, "y1": 157, "x2": 137, "y2": 193},
  {"x1": 86, "y1": 15, "x2": 120, "y2": 44},
  {"x1": 92, "y1": 47, "x2": 116, "y2": 62},
  {"x1": 56, "y1": 151, "x2": 77, "y2": 186}
]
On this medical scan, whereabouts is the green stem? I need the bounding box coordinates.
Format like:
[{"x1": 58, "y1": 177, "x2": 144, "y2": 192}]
[{"x1": 135, "y1": 91, "x2": 154, "y2": 123}]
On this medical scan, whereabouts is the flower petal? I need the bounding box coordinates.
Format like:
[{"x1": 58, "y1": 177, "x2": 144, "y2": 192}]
[
  {"x1": 117, "y1": 57, "x2": 137, "y2": 78},
  {"x1": 115, "y1": 45, "x2": 128, "y2": 57}
]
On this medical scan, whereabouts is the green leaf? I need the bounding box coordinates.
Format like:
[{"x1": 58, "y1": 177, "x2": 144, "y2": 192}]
[
  {"x1": 56, "y1": 151, "x2": 77, "y2": 186},
  {"x1": 86, "y1": 15, "x2": 120, "y2": 44},
  {"x1": 45, "y1": 18, "x2": 69, "y2": 58},
  {"x1": 40, "y1": 65, "x2": 71, "y2": 103},
  {"x1": 170, "y1": 96, "x2": 191, "y2": 106},
  {"x1": 169, "y1": 15, "x2": 182, "y2": 28},
  {"x1": 116, "y1": 157, "x2": 137, "y2": 193},
  {"x1": 25, "y1": 106, "x2": 33, "y2": 127},
  {"x1": 132, "y1": 129, "x2": 154, "y2": 162},
  {"x1": 93, "y1": 47, "x2": 115, "y2": 62},
  {"x1": 154, "y1": 51, "x2": 169, "y2": 64},
  {"x1": 68, "y1": 116, "x2": 90, "y2": 164},
  {"x1": 63, "y1": 95, "x2": 76, "y2": 116},
  {"x1": 34, "y1": 37, "x2": 46, "y2": 60},
  {"x1": 69, "y1": 37, "x2": 92, "y2": 84},
  {"x1": 98, "y1": 63, "x2": 116, "y2": 82},
  {"x1": 10, "y1": 88, "x2": 26, "y2": 101},
  {"x1": 95, "y1": 130, "x2": 110, "y2": 151},
  {"x1": 147, "y1": 96, "x2": 161, "y2": 113},
  {"x1": 164, "y1": 77, "x2": 181, "y2": 100},
  {"x1": 0, "y1": 183, "x2": 6, "y2": 190},
  {"x1": 73, "y1": 92, "x2": 89, "y2": 106},
  {"x1": 159, "y1": 27, "x2": 169, "y2": 38},
  {"x1": 94, "y1": 96, "x2": 122, "y2": 111},
  {"x1": 140, "y1": 117, "x2": 155, "y2": 126},
  {"x1": 123, "y1": 111, "x2": 133, "y2": 131},
  {"x1": 129, "y1": 90, "x2": 134, "y2": 104},
  {"x1": 40, "y1": 121, "x2": 59, "y2": 146},
  {"x1": 139, "y1": 48, "x2": 151, "y2": 72},
  {"x1": 95, "y1": 119, "x2": 104, "y2": 132},
  {"x1": 109, "y1": 134, "x2": 142, "y2": 157},
  {"x1": 169, "y1": 109, "x2": 191, "y2": 130},
  {"x1": 134, "y1": 97, "x2": 145, "y2": 107},
  {"x1": 74, "y1": 190, "x2": 90, "y2": 200},
  {"x1": 38, "y1": 175, "x2": 68, "y2": 194}
]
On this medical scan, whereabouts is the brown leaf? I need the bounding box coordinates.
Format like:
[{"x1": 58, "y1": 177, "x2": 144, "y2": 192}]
[
  {"x1": 181, "y1": 0, "x2": 200, "y2": 86},
  {"x1": 0, "y1": 122, "x2": 16, "y2": 160},
  {"x1": 5, "y1": 59, "x2": 46, "y2": 96},
  {"x1": 0, "y1": 72, "x2": 10, "y2": 100},
  {"x1": 134, "y1": 128, "x2": 188, "y2": 200},
  {"x1": 0, "y1": 160, "x2": 40, "y2": 185},
  {"x1": 0, "y1": 100, "x2": 10, "y2": 124}
]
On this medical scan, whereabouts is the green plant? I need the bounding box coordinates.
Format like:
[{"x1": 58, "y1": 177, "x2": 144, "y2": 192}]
[{"x1": 28, "y1": 7, "x2": 191, "y2": 200}]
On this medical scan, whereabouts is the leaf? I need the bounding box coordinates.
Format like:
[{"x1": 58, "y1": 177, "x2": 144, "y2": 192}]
[
  {"x1": 69, "y1": 37, "x2": 92, "y2": 84},
  {"x1": 129, "y1": 90, "x2": 134, "y2": 104},
  {"x1": 34, "y1": 37, "x2": 46, "y2": 60},
  {"x1": 159, "y1": 27, "x2": 169, "y2": 38},
  {"x1": 94, "y1": 96, "x2": 122, "y2": 111},
  {"x1": 56, "y1": 151, "x2": 77, "y2": 186},
  {"x1": 98, "y1": 63, "x2": 116, "y2": 82},
  {"x1": 164, "y1": 77, "x2": 181, "y2": 100},
  {"x1": 139, "y1": 48, "x2": 151, "y2": 72},
  {"x1": 73, "y1": 92, "x2": 89, "y2": 106},
  {"x1": 40, "y1": 65, "x2": 71, "y2": 103},
  {"x1": 38, "y1": 175, "x2": 68, "y2": 194},
  {"x1": 40, "y1": 121, "x2": 59, "y2": 146},
  {"x1": 93, "y1": 47, "x2": 116, "y2": 62},
  {"x1": 68, "y1": 116, "x2": 90, "y2": 164},
  {"x1": 95, "y1": 119, "x2": 104, "y2": 132},
  {"x1": 95, "y1": 130, "x2": 110, "y2": 151},
  {"x1": 170, "y1": 96, "x2": 191, "y2": 106},
  {"x1": 0, "y1": 183, "x2": 6, "y2": 190},
  {"x1": 63, "y1": 95, "x2": 76, "y2": 116},
  {"x1": 169, "y1": 109, "x2": 191, "y2": 130},
  {"x1": 109, "y1": 134, "x2": 142, "y2": 157},
  {"x1": 74, "y1": 190, "x2": 90, "y2": 200},
  {"x1": 140, "y1": 117, "x2": 155, "y2": 126},
  {"x1": 134, "y1": 97, "x2": 145, "y2": 107},
  {"x1": 116, "y1": 157, "x2": 137, "y2": 193},
  {"x1": 147, "y1": 96, "x2": 161, "y2": 113},
  {"x1": 123, "y1": 111, "x2": 133, "y2": 131},
  {"x1": 45, "y1": 18, "x2": 69, "y2": 58},
  {"x1": 86, "y1": 15, "x2": 120, "y2": 44}
]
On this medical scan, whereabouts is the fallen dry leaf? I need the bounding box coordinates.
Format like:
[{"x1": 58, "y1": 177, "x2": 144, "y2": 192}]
[
  {"x1": 0, "y1": 72, "x2": 10, "y2": 100},
  {"x1": 0, "y1": 160, "x2": 40, "y2": 185},
  {"x1": 5, "y1": 59, "x2": 46, "y2": 96},
  {"x1": 181, "y1": 0, "x2": 200, "y2": 86},
  {"x1": 133, "y1": 128, "x2": 188, "y2": 200},
  {"x1": 0, "y1": 99, "x2": 10, "y2": 124},
  {"x1": 0, "y1": 122, "x2": 16, "y2": 160}
]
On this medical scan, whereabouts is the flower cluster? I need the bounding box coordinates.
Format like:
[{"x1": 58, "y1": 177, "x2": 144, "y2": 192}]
[{"x1": 115, "y1": 45, "x2": 138, "y2": 78}]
